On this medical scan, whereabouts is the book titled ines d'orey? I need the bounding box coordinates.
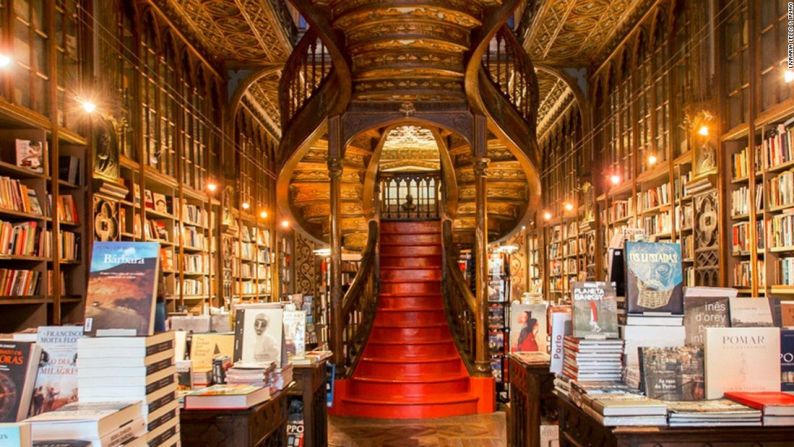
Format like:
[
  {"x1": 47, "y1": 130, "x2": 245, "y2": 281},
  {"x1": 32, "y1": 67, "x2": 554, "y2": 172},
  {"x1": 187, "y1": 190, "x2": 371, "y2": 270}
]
[
  {"x1": 83, "y1": 242, "x2": 160, "y2": 337},
  {"x1": 624, "y1": 241, "x2": 683, "y2": 315}
]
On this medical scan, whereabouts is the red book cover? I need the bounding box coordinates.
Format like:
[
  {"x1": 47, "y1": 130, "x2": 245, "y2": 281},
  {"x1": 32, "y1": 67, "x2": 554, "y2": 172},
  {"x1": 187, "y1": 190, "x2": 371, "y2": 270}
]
[{"x1": 725, "y1": 391, "x2": 794, "y2": 416}]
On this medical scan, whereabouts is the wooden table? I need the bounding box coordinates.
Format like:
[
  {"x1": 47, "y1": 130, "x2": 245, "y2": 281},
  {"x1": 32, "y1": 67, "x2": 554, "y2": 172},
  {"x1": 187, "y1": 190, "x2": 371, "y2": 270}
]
[
  {"x1": 290, "y1": 360, "x2": 328, "y2": 447},
  {"x1": 180, "y1": 388, "x2": 289, "y2": 447},
  {"x1": 507, "y1": 353, "x2": 557, "y2": 447},
  {"x1": 558, "y1": 393, "x2": 794, "y2": 446}
]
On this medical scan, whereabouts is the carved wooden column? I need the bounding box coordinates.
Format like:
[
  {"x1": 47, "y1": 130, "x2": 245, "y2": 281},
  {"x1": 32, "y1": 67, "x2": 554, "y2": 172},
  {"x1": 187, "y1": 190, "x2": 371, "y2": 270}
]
[
  {"x1": 473, "y1": 114, "x2": 490, "y2": 375},
  {"x1": 328, "y1": 115, "x2": 344, "y2": 369}
]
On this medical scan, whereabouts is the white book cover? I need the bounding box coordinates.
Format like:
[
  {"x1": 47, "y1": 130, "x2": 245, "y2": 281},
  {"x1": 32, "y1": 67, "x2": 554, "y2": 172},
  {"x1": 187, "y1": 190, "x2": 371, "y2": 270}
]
[
  {"x1": 233, "y1": 304, "x2": 284, "y2": 368},
  {"x1": 728, "y1": 297, "x2": 774, "y2": 327},
  {"x1": 705, "y1": 327, "x2": 780, "y2": 399},
  {"x1": 283, "y1": 310, "x2": 306, "y2": 359},
  {"x1": 549, "y1": 312, "x2": 571, "y2": 375},
  {"x1": 29, "y1": 326, "x2": 83, "y2": 417}
]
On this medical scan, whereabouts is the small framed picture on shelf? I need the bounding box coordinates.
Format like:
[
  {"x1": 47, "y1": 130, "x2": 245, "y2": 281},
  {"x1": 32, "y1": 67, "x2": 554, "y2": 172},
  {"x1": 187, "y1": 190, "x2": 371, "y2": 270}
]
[
  {"x1": 15, "y1": 139, "x2": 44, "y2": 174},
  {"x1": 153, "y1": 192, "x2": 168, "y2": 214}
]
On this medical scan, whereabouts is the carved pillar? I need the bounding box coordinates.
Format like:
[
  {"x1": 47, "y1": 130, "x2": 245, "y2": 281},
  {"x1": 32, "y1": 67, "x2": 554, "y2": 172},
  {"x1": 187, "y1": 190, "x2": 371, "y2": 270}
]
[
  {"x1": 328, "y1": 115, "x2": 344, "y2": 368},
  {"x1": 473, "y1": 114, "x2": 490, "y2": 375}
]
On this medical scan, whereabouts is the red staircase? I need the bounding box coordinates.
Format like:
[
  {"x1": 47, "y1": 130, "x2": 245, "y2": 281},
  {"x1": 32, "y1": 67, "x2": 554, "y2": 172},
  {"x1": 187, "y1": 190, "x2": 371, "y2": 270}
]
[{"x1": 331, "y1": 220, "x2": 494, "y2": 419}]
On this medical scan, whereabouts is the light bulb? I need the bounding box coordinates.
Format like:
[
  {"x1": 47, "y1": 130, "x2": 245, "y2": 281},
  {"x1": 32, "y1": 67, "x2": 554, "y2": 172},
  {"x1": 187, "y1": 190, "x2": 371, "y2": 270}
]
[
  {"x1": 543, "y1": 211, "x2": 552, "y2": 221},
  {"x1": 609, "y1": 174, "x2": 621, "y2": 186},
  {"x1": 206, "y1": 181, "x2": 218, "y2": 193},
  {"x1": 647, "y1": 154, "x2": 658, "y2": 166},
  {"x1": 0, "y1": 54, "x2": 12, "y2": 69},
  {"x1": 260, "y1": 210, "x2": 268, "y2": 219},
  {"x1": 241, "y1": 202, "x2": 250, "y2": 210},
  {"x1": 697, "y1": 125, "x2": 709, "y2": 137},
  {"x1": 79, "y1": 98, "x2": 97, "y2": 114},
  {"x1": 281, "y1": 220, "x2": 290, "y2": 229},
  {"x1": 564, "y1": 202, "x2": 574, "y2": 211},
  {"x1": 785, "y1": 69, "x2": 794, "y2": 83}
]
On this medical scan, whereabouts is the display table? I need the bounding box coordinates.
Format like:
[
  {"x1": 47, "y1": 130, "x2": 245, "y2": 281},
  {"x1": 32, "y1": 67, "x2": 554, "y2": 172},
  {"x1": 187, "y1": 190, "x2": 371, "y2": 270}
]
[
  {"x1": 558, "y1": 392, "x2": 794, "y2": 447},
  {"x1": 507, "y1": 353, "x2": 557, "y2": 447},
  {"x1": 180, "y1": 387, "x2": 289, "y2": 447},
  {"x1": 289, "y1": 360, "x2": 328, "y2": 447}
]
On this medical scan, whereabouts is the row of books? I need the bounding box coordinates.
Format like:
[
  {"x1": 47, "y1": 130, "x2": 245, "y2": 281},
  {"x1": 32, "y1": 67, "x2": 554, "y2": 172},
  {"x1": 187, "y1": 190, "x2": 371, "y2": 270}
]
[
  {"x1": 182, "y1": 226, "x2": 207, "y2": 249},
  {"x1": 733, "y1": 259, "x2": 765, "y2": 288},
  {"x1": 641, "y1": 211, "x2": 671, "y2": 237},
  {"x1": 182, "y1": 253, "x2": 208, "y2": 274},
  {"x1": 0, "y1": 177, "x2": 43, "y2": 216},
  {"x1": 53, "y1": 194, "x2": 79, "y2": 224},
  {"x1": 769, "y1": 212, "x2": 794, "y2": 249},
  {"x1": 178, "y1": 199, "x2": 209, "y2": 227},
  {"x1": 769, "y1": 169, "x2": 794, "y2": 209},
  {"x1": 731, "y1": 184, "x2": 763, "y2": 217},
  {"x1": 732, "y1": 145, "x2": 762, "y2": 179},
  {"x1": 779, "y1": 257, "x2": 794, "y2": 286},
  {"x1": 177, "y1": 278, "x2": 208, "y2": 296},
  {"x1": 0, "y1": 220, "x2": 42, "y2": 257},
  {"x1": 0, "y1": 268, "x2": 41, "y2": 296},
  {"x1": 732, "y1": 221, "x2": 764, "y2": 254},
  {"x1": 762, "y1": 119, "x2": 794, "y2": 169},
  {"x1": 607, "y1": 199, "x2": 633, "y2": 222},
  {"x1": 638, "y1": 183, "x2": 670, "y2": 211}
]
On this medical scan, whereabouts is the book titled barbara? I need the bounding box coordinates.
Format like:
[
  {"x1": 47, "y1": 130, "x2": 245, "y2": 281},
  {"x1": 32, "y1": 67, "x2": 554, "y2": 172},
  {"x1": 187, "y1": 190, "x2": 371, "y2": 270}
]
[
  {"x1": 624, "y1": 241, "x2": 683, "y2": 315},
  {"x1": 29, "y1": 327, "x2": 83, "y2": 417},
  {"x1": 572, "y1": 282, "x2": 618, "y2": 339},
  {"x1": 83, "y1": 242, "x2": 160, "y2": 337},
  {"x1": 639, "y1": 346, "x2": 704, "y2": 401},
  {"x1": 705, "y1": 327, "x2": 781, "y2": 399}
]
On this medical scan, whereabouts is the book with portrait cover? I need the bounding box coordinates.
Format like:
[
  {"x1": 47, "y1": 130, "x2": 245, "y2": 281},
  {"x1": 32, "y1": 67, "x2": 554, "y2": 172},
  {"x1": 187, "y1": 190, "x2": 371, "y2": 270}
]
[
  {"x1": 83, "y1": 242, "x2": 160, "y2": 337},
  {"x1": 639, "y1": 346, "x2": 704, "y2": 401},
  {"x1": 781, "y1": 330, "x2": 794, "y2": 392},
  {"x1": 572, "y1": 282, "x2": 618, "y2": 339},
  {"x1": 509, "y1": 303, "x2": 548, "y2": 353},
  {"x1": 29, "y1": 326, "x2": 83, "y2": 417},
  {"x1": 704, "y1": 327, "x2": 780, "y2": 399},
  {"x1": 624, "y1": 241, "x2": 683, "y2": 315},
  {"x1": 233, "y1": 303, "x2": 285, "y2": 368},
  {"x1": 0, "y1": 341, "x2": 42, "y2": 422},
  {"x1": 683, "y1": 288, "x2": 734, "y2": 346}
]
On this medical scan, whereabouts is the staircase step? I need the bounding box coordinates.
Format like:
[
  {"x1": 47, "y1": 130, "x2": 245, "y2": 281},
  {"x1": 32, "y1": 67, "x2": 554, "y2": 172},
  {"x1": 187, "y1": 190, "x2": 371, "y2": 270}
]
[
  {"x1": 363, "y1": 339, "x2": 458, "y2": 358},
  {"x1": 380, "y1": 255, "x2": 442, "y2": 268},
  {"x1": 340, "y1": 394, "x2": 478, "y2": 419},
  {"x1": 380, "y1": 233, "x2": 441, "y2": 246},
  {"x1": 380, "y1": 267, "x2": 441, "y2": 281},
  {"x1": 350, "y1": 374, "x2": 471, "y2": 396},
  {"x1": 380, "y1": 280, "x2": 440, "y2": 295},
  {"x1": 380, "y1": 245, "x2": 442, "y2": 256},
  {"x1": 379, "y1": 295, "x2": 444, "y2": 309},
  {"x1": 369, "y1": 323, "x2": 451, "y2": 342},
  {"x1": 374, "y1": 309, "x2": 446, "y2": 326},
  {"x1": 381, "y1": 221, "x2": 440, "y2": 234},
  {"x1": 356, "y1": 356, "x2": 464, "y2": 378}
]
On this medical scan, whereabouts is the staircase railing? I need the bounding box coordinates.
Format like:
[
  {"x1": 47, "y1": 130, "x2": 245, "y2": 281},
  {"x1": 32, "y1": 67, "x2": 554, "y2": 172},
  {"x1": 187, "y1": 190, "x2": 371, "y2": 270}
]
[
  {"x1": 379, "y1": 171, "x2": 441, "y2": 221},
  {"x1": 441, "y1": 219, "x2": 488, "y2": 376},
  {"x1": 337, "y1": 219, "x2": 380, "y2": 377},
  {"x1": 279, "y1": 27, "x2": 333, "y2": 130},
  {"x1": 481, "y1": 25, "x2": 538, "y2": 130}
]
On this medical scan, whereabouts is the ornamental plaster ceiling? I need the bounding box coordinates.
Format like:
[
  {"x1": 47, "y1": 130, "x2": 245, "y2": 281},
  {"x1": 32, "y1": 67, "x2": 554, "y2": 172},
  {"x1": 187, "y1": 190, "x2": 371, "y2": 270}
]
[{"x1": 380, "y1": 126, "x2": 441, "y2": 172}]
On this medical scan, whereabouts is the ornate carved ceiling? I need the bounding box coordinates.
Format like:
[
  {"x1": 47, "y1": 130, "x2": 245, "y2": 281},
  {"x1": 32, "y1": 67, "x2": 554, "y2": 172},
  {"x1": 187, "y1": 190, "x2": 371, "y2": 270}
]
[
  {"x1": 243, "y1": 70, "x2": 282, "y2": 137},
  {"x1": 380, "y1": 126, "x2": 441, "y2": 171}
]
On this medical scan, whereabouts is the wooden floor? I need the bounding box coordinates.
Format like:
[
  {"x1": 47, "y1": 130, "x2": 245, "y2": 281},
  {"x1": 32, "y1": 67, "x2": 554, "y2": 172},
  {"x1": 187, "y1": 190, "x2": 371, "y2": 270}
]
[{"x1": 328, "y1": 412, "x2": 507, "y2": 447}]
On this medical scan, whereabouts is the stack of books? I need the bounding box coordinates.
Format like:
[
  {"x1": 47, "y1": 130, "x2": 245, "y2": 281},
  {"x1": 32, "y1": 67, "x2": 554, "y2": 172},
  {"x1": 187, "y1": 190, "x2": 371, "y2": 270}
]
[
  {"x1": 184, "y1": 384, "x2": 270, "y2": 410},
  {"x1": 620, "y1": 313, "x2": 685, "y2": 389},
  {"x1": 667, "y1": 399, "x2": 761, "y2": 427},
  {"x1": 582, "y1": 393, "x2": 668, "y2": 426},
  {"x1": 77, "y1": 333, "x2": 180, "y2": 446},
  {"x1": 726, "y1": 391, "x2": 794, "y2": 426},
  {"x1": 226, "y1": 362, "x2": 294, "y2": 394},
  {"x1": 562, "y1": 337, "x2": 623, "y2": 382},
  {"x1": 26, "y1": 401, "x2": 145, "y2": 446}
]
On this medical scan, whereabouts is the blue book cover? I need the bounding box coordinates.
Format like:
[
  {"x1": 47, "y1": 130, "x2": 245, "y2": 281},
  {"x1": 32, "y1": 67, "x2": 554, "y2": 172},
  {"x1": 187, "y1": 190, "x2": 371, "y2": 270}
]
[
  {"x1": 0, "y1": 423, "x2": 28, "y2": 446},
  {"x1": 84, "y1": 242, "x2": 160, "y2": 337},
  {"x1": 781, "y1": 329, "x2": 794, "y2": 392},
  {"x1": 624, "y1": 241, "x2": 683, "y2": 315}
]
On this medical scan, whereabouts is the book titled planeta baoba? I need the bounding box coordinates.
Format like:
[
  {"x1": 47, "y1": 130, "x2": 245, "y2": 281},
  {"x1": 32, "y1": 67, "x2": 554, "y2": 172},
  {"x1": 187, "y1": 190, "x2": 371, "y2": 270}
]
[{"x1": 84, "y1": 242, "x2": 160, "y2": 337}]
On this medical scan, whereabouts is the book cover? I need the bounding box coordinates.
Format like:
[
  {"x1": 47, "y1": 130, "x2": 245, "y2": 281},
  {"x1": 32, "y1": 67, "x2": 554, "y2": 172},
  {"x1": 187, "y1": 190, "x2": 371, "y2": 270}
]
[
  {"x1": 572, "y1": 282, "x2": 618, "y2": 338},
  {"x1": 0, "y1": 341, "x2": 41, "y2": 422},
  {"x1": 705, "y1": 327, "x2": 781, "y2": 399},
  {"x1": 724, "y1": 391, "x2": 794, "y2": 414},
  {"x1": 283, "y1": 310, "x2": 306, "y2": 359},
  {"x1": 509, "y1": 303, "x2": 548, "y2": 353},
  {"x1": 780, "y1": 301, "x2": 794, "y2": 328},
  {"x1": 487, "y1": 279, "x2": 505, "y2": 302},
  {"x1": 624, "y1": 241, "x2": 683, "y2": 314},
  {"x1": 683, "y1": 295, "x2": 730, "y2": 346},
  {"x1": 781, "y1": 329, "x2": 794, "y2": 392},
  {"x1": 15, "y1": 139, "x2": 44, "y2": 174},
  {"x1": 152, "y1": 193, "x2": 168, "y2": 215},
  {"x1": 639, "y1": 346, "x2": 704, "y2": 401},
  {"x1": 83, "y1": 242, "x2": 160, "y2": 337},
  {"x1": 190, "y1": 333, "x2": 234, "y2": 372},
  {"x1": 549, "y1": 311, "x2": 571, "y2": 375},
  {"x1": 233, "y1": 304, "x2": 284, "y2": 367},
  {"x1": 29, "y1": 327, "x2": 83, "y2": 417},
  {"x1": 0, "y1": 422, "x2": 30, "y2": 446},
  {"x1": 729, "y1": 297, "x2": 774, "y2": 327}
]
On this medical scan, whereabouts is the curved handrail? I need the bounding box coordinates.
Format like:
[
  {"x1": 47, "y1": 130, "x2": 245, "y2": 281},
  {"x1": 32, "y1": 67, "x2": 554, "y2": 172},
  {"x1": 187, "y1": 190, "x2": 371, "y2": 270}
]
[
  {"x1": 441, "y1": 219, "x2": 488, "y2": 377},
  {"x1": 279, "y1": 27, "x2": 334, "y2": 130},
  {"x1": 337, "y1": 219, "x2": 380, "y2": 377}
]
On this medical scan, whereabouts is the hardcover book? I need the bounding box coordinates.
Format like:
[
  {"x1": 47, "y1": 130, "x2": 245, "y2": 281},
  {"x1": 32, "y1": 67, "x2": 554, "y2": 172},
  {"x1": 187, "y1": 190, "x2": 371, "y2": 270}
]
[
  {"x1": 781, "y1": 329, "x2": 794, "y2": 392},
  {"x1": 549, "y1": 310, "x2": 572, "y2": 374},
  {"x1": 0, "y1": 422, "x2": 30, "y2": 446},
  {"x1": 233, "y1": 304, "x2": 284, "y2": 368},
  {"x1": 729, "y1": 297, "x2": 774, "y2": 327},
  {"x1": 572, "y1": 282, "x2": 618, "y2": 339},
  {"x1": 705, "y1": 327, "x2": 781, "y2": 399},
  {"x1": 283, "y1": 310, "x2": 306, "y2": 359},
  {"x1": 0, "y1": 341, "x2": 42, "y2": 422},
  {"x1": 624, "y1": 241, "x2": 683, "y2": 314},
  {"x1": 780, "y1": 301, "x2": 794, "y2": 327},
  {"x1": 190, "y1": 333, "x2": 234, "y2": 372},
  {"x1": 510, "y1": 303, "x2": 548, "y2": 353},
  {"x1": 639, "y1": 346, "x2": 704, "y2": 401},
  {"x1": 29, "y1": 327, "x2": 83, "y2": 417},
  {"x1": 83, "y1": 242, "x2": 160, "y2": 337},
  {"x1": 683, "y1": 289, "x2": 732, "y2": 346}
]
